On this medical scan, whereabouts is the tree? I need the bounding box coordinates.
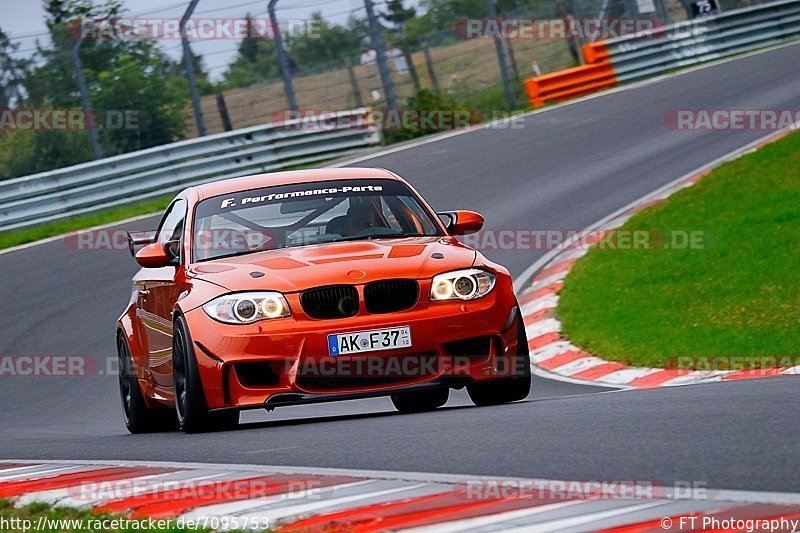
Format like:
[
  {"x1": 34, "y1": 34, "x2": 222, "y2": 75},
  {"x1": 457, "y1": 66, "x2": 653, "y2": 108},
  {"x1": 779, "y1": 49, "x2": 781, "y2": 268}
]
[
  {"x1": 0, "y1": 0, "x2": 189, "y2": 179},
  {"x1": 0, "y1": 29, "x2": 31, "y2": 108},
  {"x1": 221, "y1": 15, "x2": 279, "y2": 88},
  {"x1": 222, "y1": 42, "x2": 279, "y2": 88},
  {"x1": 284, "y1": 13, "x2": 367, "y2": 70},
  {"x1": 91, "y1": 41, "x2": 188, "y2": 154},
  {"x1": 383, "y1": 0, "x2": 417, "y2": 32},
  {"x1": 238, "y1": 14, "x2": 261, "y2": 63}
]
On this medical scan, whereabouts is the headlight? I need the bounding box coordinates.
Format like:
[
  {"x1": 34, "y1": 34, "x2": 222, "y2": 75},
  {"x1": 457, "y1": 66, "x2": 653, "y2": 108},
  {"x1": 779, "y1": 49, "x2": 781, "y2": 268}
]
[
  {"x1": 203, "y1": 292, "x2": 291, "y2": 324},
  {"x1": 430, "y1": 269, "x2": 495, "y2": 301}
]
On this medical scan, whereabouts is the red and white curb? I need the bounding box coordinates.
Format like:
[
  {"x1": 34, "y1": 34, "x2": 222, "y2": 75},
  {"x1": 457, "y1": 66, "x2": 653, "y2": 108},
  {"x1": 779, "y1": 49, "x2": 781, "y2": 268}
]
[
  {"x1": 2, "y1": 460, "x2": 800, "y2": 532},
  {"x1": 516, "y1": 128, "x2": 800, "y2": 389}
]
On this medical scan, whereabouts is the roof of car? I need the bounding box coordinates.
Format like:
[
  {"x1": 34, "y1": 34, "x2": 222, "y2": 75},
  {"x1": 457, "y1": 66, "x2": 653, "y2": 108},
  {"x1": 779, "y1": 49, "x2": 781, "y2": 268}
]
[{"x1": 191, "y1": 167, "x2": 399, "y2": 200}]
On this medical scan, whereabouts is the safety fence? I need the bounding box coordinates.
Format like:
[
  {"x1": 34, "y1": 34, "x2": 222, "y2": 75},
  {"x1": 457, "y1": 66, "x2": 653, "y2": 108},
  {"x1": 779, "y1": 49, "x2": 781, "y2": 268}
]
[
  {"x1": 524, "y1": 0, "x2": 800, "y2": 106},
  {"x1": 0, "y1": 109, "x2": 380, "y2": 232}
]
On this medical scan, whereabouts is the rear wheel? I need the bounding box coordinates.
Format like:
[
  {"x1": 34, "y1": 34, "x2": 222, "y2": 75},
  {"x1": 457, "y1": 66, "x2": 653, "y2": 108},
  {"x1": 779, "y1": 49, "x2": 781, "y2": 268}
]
[
  {"x1": 173, "y1": 316, "x2": 239, "y2": 433},
  {"x1": 391, "y1": 388, "x2": 449, "y2": 413},
  {"x1": 467, "y1": 316, "x2": 531, "y2": 406},
  {"x1": 117, "y1": 334, "x2": 175, "y2": 434}
]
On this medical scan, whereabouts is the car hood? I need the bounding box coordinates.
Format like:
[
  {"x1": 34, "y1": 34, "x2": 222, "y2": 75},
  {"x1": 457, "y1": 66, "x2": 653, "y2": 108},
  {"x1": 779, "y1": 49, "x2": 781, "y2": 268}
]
[{"x1": 186, "y1": 236, "x2": 477, "y2": 293}]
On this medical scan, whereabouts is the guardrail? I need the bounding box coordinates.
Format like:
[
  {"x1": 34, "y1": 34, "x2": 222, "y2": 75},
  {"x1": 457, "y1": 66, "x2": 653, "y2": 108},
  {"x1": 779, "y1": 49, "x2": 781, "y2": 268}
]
[
  {"x1": 523, "y1": 62, "x2": 617, "y2": 107},
  {"x1": 524, "y1": 0, "x2": 800, "y2": 106},
  {"x1": 0, "y1": 108, "x2": 381, "y2": 232}
]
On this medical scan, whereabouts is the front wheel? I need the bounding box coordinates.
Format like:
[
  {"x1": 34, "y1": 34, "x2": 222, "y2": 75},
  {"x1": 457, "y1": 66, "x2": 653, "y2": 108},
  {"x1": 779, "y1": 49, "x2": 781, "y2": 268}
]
[
  {"x1": 173, "y1": 316, "x2": 239, "y2": 433},
  {"x1": 391, "y1": 388, "x2": 449, "y2": 413},
  {"x1": 467, "y1": 314, "x2": 531, "y2": 406},
  {"x1": 117, "y1": 334, "x2": 175, "y2": 434}
]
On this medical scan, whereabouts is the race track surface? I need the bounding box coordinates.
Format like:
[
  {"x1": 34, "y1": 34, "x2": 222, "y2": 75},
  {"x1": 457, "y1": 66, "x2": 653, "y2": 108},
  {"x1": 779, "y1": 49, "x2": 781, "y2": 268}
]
[{"x1": 1, "y1": 44, "x2": 798, "y2": 492}]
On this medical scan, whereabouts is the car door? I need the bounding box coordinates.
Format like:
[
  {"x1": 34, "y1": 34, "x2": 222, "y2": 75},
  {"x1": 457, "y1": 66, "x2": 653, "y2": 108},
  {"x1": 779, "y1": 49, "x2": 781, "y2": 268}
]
[{"x1": 135, "y1": 199, "x2": 187, "y2": 388}]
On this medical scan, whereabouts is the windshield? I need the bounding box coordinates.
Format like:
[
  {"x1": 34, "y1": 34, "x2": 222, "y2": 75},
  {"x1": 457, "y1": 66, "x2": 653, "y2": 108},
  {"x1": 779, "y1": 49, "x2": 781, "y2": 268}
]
[{"x1": 192, "y1": 179, "x2": 443, "y2": 262}]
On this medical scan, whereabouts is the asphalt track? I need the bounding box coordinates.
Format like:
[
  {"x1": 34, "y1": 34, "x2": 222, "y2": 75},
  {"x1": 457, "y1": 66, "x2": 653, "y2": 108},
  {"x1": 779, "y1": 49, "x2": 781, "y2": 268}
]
[{"x1": 0, "y1": 44, "x2": 798, "y2": 493}]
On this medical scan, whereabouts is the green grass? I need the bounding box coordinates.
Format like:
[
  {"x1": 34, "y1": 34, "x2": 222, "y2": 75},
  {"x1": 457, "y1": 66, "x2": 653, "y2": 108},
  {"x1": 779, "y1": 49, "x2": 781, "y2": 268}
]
[
  {"x1": 0, "y1": 498, "x2": 241, "y2": 532},
  {"x1": 558, "y1": 130, "x2": 800, "y2": 369},
  {"x1": 0, "y1": 196, "x2": 173, "y2": 251}
]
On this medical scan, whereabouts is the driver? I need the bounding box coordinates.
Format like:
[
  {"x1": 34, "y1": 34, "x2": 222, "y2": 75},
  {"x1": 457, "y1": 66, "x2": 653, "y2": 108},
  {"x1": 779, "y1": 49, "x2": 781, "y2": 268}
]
[{"x1": 340, "y1": 199, "x2": 383, "y2": 236}]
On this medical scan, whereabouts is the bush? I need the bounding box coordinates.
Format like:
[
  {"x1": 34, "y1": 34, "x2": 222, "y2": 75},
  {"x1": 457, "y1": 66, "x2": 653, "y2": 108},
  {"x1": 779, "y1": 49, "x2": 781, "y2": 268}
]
[{"x1": 381, "y1": 88, "x2": 481, "y2": 144}]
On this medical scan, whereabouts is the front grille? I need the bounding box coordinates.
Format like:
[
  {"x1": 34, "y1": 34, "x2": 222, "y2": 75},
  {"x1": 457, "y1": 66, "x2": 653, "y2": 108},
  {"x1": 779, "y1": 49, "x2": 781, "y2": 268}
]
[
  {"x1": 300, "y1": 285, "x2": 359, "y2": 319},
  {"x1": 364, "y1": 279, "x2": 419, "y2": 314}
]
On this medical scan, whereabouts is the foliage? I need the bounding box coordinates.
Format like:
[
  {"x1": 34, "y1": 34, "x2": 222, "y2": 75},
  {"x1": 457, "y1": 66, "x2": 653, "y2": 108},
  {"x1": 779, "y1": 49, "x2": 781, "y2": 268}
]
[
  {"x1": 383, "y1": 0, "x2": 417, "y2": 32},
  {"x1": 0, "y1": 30, "x2": 31, "y2": 108},
  {"x1": 91, "y1": 42, "x2": 188, "y2": 154},
  {"x1": 0, "y1": 127, "x2": 93, "y2": 180},
  {"x1": 0, "y1": 0, "x2": 189, "y2": 179},
  {"x1": 221, "y1": 14, "x2": 280, "y2": 88},
  {"x1": 284, "y1": 13, "x2": 368, "y2": 71},
  {"x1": 381, "y1": 88, "x2": 479, "y2": 144}
]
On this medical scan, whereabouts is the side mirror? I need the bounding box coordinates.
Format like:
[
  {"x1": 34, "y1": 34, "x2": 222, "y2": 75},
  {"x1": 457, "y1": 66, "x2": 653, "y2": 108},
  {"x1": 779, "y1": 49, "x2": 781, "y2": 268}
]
[
  {"x1": 127, "y1": 231, "x2": 156, "y2": 258},
  {"x1": 438, "y1": 210, "x2": 484, "y2": 236},
  {"x1": 135, "y1": 242, "x2": 174, "y2": 269}
]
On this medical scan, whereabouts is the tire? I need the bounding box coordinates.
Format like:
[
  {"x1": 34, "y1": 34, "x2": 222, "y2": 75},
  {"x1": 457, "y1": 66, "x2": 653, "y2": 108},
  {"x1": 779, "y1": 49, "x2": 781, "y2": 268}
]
[
  {"x1": 467, "y1": 314, "x2": 532, "y2": 407},
  {"x1": 117, "y1": 334, "x2": 176, "y2": 434},
  {"x1": 391, "y1": 388, "x2": 449, "y2": 413},
  {"x1": 173, "y1": 316, "x2": 239, "y2": 433}
]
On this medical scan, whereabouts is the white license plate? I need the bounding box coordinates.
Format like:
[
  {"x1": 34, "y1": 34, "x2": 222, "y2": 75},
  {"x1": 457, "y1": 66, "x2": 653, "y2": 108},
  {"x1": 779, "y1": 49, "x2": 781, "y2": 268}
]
[{"x1": 328, "y1": 326, "x2": 412, "y2": 356}]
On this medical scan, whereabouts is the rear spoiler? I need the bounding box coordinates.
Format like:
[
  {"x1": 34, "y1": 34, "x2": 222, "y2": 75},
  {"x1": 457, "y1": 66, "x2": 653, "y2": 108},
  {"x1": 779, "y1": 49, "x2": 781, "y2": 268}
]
[{"x1": 127, "y1": 231, "x2": 156, "y2": 257}]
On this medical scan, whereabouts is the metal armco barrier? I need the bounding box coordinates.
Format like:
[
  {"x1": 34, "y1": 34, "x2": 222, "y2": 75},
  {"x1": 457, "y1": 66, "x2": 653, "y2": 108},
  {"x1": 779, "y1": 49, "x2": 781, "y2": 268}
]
[
  {"x1": 524, "y1": 0, "x2": 800, "y2": 106},
  {"x1": 0, "y1": 109, "x2": 381, "y2": 232}
]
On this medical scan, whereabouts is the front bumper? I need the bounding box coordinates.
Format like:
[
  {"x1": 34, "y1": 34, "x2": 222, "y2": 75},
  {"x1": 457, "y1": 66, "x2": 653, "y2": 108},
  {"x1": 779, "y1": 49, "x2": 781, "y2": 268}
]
[{"x1": 183, "y1": 278, "x2": 524, "y2": 410}]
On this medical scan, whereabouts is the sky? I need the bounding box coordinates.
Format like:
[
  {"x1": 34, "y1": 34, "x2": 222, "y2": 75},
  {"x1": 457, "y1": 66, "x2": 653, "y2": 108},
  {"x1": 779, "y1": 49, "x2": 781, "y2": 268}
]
[{"x1": 1, "y1": 0, "x2": 421, "y2": 80}]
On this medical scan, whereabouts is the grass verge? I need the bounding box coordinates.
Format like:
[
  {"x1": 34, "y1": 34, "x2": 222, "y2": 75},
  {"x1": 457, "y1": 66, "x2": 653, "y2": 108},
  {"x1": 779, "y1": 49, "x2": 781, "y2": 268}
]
[
  {"x1": 0, "y1": 498, "x2": 244, "y2": 532},
  {"x1": 558, "y1": 130, "x2": 800, "y2": 369}
]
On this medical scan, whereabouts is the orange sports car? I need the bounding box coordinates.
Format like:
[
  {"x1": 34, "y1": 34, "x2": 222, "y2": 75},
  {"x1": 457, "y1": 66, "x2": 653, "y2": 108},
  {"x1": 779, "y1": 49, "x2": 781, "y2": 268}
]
[{"x1": 117, "y1": 168, "x2": 530, "y2": 433}]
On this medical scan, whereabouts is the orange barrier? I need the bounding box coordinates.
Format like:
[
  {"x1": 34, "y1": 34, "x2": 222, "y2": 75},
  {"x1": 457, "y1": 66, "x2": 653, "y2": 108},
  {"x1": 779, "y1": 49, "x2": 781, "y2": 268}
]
[
  {"x1": 524, "y1": 61, "x2": 617, "y2": 107},
  {"x1": 581, "y1": 41, "x2": 611, "y2": 65}
]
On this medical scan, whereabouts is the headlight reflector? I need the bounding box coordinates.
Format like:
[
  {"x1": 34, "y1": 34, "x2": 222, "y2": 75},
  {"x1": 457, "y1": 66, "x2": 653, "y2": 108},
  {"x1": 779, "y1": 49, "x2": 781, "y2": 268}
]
[
  {"x1": 203, "y1": 292, "x2": 290, "y2": 324},
  {"x1": 430, "y1": 269, "x2": 495, "y2": 301}
]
